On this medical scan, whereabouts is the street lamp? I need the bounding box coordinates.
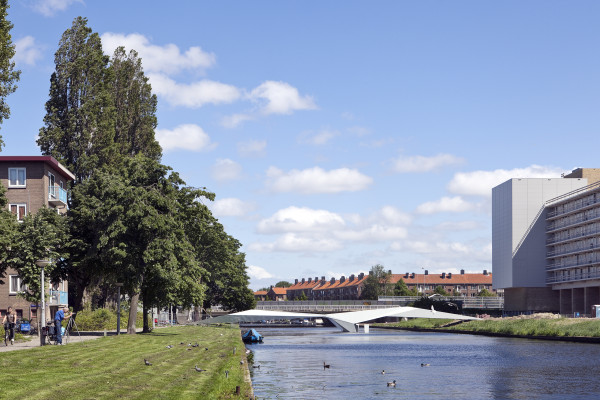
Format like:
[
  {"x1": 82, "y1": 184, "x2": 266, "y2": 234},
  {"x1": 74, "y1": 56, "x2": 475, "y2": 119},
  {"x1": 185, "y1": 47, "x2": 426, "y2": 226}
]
[
  {"x1": 421, "y1": 267, "x2": 426, "y2": 297},
  {"x1": 115, "y1": 283, "x2": 123, "y2": 335},
  {"x1": 35, "y1": 259, "x2": 52, "y2": 346}
]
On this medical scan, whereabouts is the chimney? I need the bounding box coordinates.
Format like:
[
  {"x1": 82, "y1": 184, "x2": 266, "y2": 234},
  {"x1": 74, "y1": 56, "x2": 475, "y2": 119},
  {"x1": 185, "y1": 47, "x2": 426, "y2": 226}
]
[
  {"x1": 460, "y1": 269, "x2": 465, "y2": 275},
  {"x1": 425, "y1": 270, "x2": 429, "y2": 275},
  {"x1": 308, "y1": 277, "x2": 312, "y2": 283},
  {"x1": 388, "y1": 270, "x2": 392, "y2": 275},
  {"x1": 411, "y1": 272, "x2": 415, "y2": 279},
  {"x1": 448, "y1": 273, "x2": 452, "y2": 279},
  {"x1": 330, "y1": 277, "x2": 336, "y2": 284},
  {"x1": 295, "y1": 279, "x2": 298, "y2": 284},
  {"x1": 315, "y1": 277, "x2": 319, "y2": 282},
  {"x1": 483, "y1": 270, "x2": 488, "y2": 276},
  {"x1": 349, "y1": 274, "x2": 355, "y2": 282},
  {"x1": 340, "y1": 276, "x2": 345, "y2": 283},
  {"x1": 405, "y1": 272, "x2": 409, "y2": 278},
  {"x1": 321, "y1": 276, "x2": 326, "y2": 282},
  {"x1": 441, "y1": 272, "x2": 446, "y2": 279},
  {"x1": 358, "y1": 272, "x2": 365, "y2": 280},
  {"x1": 270, "y1": 285, "x2": 273, "y2": 289},
  {"x1": 301, "y1": 278, "x2": 305, "y2": 284}
]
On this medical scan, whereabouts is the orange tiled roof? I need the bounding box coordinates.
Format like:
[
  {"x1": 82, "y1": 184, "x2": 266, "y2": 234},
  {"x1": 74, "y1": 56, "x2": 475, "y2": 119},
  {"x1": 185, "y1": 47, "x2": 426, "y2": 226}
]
[
  {"x1": 389, "y1": 273, "x2": 492, "y2": 285},
  {"x1": 287, "y1": 280, "x2": 322, "y2": 291},
  {"x1": 254, "y1": 290, "x2": 267, "y2": 295},
  {"x1": 313, "y1": 276, "x2": 368, "y2": 291},
  {"x1": 270, "y1": 287, "x2": 288, "y2": 295}
]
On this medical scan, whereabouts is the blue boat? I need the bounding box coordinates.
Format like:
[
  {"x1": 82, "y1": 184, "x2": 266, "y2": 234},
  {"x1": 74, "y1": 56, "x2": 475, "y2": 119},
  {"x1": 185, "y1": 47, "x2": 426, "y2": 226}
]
[{"x1": 242, "y1": 328, "x2": 264, "y2": 343}]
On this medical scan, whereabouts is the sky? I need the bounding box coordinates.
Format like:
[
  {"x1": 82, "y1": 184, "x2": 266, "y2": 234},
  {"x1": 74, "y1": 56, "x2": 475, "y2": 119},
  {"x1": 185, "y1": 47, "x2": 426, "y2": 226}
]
[{"x1": 2, "y1": 1, "x2": 600, "y2": 290}]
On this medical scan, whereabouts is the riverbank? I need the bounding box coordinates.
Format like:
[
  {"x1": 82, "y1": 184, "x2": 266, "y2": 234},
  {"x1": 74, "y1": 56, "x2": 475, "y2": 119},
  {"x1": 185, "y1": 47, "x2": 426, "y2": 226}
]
[
  {"x1": 0, "y1": 325, "x2": 252, "y2": 399},
  {"x1": 372, "y1": 314, "x2": 600, "y2": 343}
]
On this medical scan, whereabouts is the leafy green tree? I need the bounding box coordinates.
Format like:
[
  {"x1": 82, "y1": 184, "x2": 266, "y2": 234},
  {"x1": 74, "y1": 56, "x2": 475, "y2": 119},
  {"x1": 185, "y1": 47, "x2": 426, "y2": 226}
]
[
  {"x1": 0, "y1": 0, "x2": 20, "y2": 150},
  {"x1": 434, "y1": 285, "x2": 449, "y2": 296},
  {"x1": 393, "y1": 278, "x2": 412, "y2": 296},
  {"x1": 0, "y1": 183, "x2": 17, "y2": 281},
  {"x1": 477, "y1": 288, "x2": 495, "y2": 297},
  {"x1": 452, "y1": 289, "x2": 461, "y2": 296},
  {"x1": 275, "y1": 281, "x2": 291, "y2": 288},
  {"x1": 9, "y1": 208, "x2": 70, "y2": 303},
  {"x1": 37, "y1": 17, "x2": 115, "y2": 183},
  {"x1": 360, "y1": 264, "x2": 391, "y2": 300},
  {"x1": 298, "y1": 291, "x2": 308, "y2": 301}
]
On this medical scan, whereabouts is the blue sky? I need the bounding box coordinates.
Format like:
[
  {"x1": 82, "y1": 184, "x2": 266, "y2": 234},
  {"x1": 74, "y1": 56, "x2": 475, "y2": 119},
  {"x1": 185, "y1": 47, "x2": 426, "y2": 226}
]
[{"x1": 2, "y1": 1, "x2": 600, "y2": 289}]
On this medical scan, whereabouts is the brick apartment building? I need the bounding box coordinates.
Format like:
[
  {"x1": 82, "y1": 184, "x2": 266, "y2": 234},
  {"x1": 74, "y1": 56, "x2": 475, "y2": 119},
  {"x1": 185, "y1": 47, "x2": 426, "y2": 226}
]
[
  {"x1": 389, "y1": 269, "x2": 497, "y2": 297},
  {"x1": 0, "y1": 156, "x2": 75, "y2": 324}
]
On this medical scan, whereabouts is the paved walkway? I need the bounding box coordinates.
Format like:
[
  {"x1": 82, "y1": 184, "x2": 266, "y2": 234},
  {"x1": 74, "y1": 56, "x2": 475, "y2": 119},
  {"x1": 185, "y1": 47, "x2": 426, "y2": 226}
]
[{"x1": 0, "y1": 331, "x2": 129, "y2": 353}]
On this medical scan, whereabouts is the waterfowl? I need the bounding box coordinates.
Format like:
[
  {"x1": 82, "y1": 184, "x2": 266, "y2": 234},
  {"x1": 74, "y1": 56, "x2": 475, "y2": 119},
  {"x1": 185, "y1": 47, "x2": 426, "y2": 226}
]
[
  {"x1": 421, "y1": 363, "x2": 430, "y2": 367},
  {"x1": 323, "y1": 362, "x2": 330, "y2": 369},
  {"x1": 144, "y1": 359, "x2": 152, "y2": 366},
  {"x1": 381, "y1": 370, "x2": 385, "y2": 375},
  {"x1": 387, "y1": 380, "x2": 396, "y2": 387}
]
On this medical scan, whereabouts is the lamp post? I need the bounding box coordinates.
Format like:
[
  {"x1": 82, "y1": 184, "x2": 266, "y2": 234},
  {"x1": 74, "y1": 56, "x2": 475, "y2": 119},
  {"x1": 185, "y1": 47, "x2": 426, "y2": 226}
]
[
  {"x1": 115, "y1": 283, "x2": 123, "y2": 335},
  {"x1": 421, "y1": 267, "x2": 426, "y2": 297},
  {"x1": 36, "y1": 259, "x2": 51, "y2": 346}
]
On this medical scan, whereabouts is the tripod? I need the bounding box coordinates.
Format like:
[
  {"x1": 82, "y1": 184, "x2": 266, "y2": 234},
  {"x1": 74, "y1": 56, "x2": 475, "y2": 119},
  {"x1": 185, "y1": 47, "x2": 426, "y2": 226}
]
[{"x1": 64, "y1": 312, "x2": 81, "y2": 344}]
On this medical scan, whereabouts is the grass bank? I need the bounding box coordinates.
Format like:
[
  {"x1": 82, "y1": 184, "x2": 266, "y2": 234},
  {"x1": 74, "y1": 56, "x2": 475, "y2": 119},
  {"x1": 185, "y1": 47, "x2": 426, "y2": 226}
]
[
  {"x1": 374, "y1": 316, "x2": 600, "y2": 338},
  {"x1": 0, "y1": 325, "x2": 252, "y2": 399}
]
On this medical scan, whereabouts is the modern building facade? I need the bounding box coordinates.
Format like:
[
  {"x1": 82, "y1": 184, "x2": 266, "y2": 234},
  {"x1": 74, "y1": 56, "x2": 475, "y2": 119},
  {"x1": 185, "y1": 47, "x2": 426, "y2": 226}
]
[
  {"x1": 492, "y1": 169, "x2": 600, "y2": 314},
  {"x1": 0, "y1": 156, "x2": 75, "y2": 323}
]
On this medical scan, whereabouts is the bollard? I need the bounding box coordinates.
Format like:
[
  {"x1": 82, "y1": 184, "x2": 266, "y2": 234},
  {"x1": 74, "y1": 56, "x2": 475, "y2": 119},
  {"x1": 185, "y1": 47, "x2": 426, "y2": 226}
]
[
  {"x1": 235, "y1": 386, "x2": 240, "y2": 395},
  {"x1": 233, "y1": 346, "x2": 236, "y2": 355}
]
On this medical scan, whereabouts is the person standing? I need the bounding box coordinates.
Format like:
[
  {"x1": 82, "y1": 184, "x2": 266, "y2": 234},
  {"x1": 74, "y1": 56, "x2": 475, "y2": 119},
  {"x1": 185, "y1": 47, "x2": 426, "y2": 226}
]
[
  {"x1": 54, "y1": 307, "x2": 72, "y2": 345},
  {"x1": 2, "y1": 306, "x2": 17, "y2": 345}
]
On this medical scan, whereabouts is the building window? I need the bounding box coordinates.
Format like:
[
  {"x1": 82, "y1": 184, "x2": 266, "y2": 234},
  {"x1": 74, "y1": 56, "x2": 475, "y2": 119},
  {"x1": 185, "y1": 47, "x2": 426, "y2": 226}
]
[
  {"x1": 9, "y1": 275, "x2": 23, "y2": 294},
  {"x1": 9, "y1": 203, "x2": 26, "y2": 221},
  {"x1": 48, "y1": 172, "x2": 56, "y2": 198},
  {"x1": 8, "y1": 168, "x2": 26, "y2": 187}
]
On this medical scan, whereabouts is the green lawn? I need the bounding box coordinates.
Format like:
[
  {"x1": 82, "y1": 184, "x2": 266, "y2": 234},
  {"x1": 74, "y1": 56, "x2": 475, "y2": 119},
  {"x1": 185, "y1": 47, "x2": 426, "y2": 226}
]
[
  {"x1": 0, "y1": 325, "x2": 252, "y2": 400},
  {"x1": 375, "y1": 317, "x2": 600, "y2": 337}
]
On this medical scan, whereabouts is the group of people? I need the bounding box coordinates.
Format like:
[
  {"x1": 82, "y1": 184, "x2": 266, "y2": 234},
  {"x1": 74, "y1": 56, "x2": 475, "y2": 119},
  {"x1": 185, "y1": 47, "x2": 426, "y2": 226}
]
[{"x1": 2, "y1": 306, "x2": 72, "y2": 346}]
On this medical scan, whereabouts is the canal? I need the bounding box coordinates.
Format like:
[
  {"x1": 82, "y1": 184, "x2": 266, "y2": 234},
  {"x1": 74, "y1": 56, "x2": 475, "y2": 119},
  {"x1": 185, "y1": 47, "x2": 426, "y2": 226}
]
[{"x1": 247, "y1": 327, "x2": 600, "y2": 399}]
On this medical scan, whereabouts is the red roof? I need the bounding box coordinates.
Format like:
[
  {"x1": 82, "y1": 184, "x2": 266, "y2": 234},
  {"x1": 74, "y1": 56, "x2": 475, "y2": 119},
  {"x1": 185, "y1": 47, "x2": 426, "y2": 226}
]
[
  {"x1": 390, "y1": 273, "x2": 492, "y2": 285},
  {"x1": 270, "y1": 287, "x2": 288, "y2": 295},
  {"x1": 254, "y1": 290, "x2": 267, "y2": 295}
]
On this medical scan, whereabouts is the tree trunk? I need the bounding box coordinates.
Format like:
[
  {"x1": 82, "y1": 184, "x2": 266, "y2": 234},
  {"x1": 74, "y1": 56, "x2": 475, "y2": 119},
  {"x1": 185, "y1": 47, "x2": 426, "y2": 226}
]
[
  {"x1": 142, "y1": 292, "x2": 150, "y2": 333},
  {"x1": 127, "y1": 291, "x2": 139, "y2": 334}
]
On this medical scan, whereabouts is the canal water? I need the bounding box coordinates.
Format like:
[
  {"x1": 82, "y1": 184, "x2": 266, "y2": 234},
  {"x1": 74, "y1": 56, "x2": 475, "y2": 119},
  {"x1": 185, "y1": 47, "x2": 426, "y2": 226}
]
[{"x1": 246, "y1": 327, "x2": 600, "y2": 399}]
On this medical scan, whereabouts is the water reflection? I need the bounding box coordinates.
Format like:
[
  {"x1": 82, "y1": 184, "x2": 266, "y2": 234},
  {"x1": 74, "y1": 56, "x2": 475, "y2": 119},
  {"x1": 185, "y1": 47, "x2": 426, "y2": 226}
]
[{"x1": 247, "y1": 327, "x2": 600, "y2": 399}]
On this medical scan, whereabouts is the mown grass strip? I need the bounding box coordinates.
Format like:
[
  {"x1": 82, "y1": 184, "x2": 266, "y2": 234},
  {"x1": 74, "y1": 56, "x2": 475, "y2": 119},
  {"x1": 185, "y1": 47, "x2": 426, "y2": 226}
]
[
  {"x1": 374, "y1": 317, "x2": 600, "y2": 338},
  {"x1": 0, "y1": 325, "x2": 251, "y2": 400}
]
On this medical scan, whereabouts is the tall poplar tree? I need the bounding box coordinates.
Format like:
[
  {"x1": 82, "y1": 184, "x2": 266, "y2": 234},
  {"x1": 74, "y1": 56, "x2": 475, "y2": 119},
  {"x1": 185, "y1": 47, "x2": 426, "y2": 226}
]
[
  {"x1": 0, "y1": 0, "x2": 21, "y2": 150},
  {"x1": 37, "y1": 17, "x2": 115, "y2": 183}
]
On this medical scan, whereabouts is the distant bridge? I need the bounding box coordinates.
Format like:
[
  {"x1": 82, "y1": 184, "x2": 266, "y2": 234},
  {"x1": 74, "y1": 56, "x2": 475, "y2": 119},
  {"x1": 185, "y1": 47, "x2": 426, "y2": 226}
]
[{"x1": 255, "y1": 296, "x2": 503, "y2": 313}]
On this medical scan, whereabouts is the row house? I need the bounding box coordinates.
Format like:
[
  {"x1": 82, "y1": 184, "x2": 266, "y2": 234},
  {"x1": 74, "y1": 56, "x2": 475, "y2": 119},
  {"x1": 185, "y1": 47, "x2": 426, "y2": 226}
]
[
  {"x1": 287, "y1": 273, "x2": 367, "y2": 300},
  {"x1": 253, "y1": 290, "x2": 267, "y2": 301},
  {"x1": 389, "y1": 269, "x2": 497, "y2": 297},
  {"x1": 0, "y1": 156, "x2": 75, "y2": 324}
]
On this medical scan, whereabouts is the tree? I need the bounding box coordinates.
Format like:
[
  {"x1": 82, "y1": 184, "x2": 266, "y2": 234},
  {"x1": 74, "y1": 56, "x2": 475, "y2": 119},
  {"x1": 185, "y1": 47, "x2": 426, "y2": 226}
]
[
  {"x1": 298, "y1": 291, "x2": 308, "y2": 301},
  {"x1": 37, "y1": 17, "x2": 115, "y2": 183},
  {"x1": 477, "y1": 288, "x2": 495, "y2": 297},
  {"x1": 0, "y1": 183, "x2": 17, "y2": 282},
  {"x1": 0, "y1": 0, "x2": 20, "y2": 150},
  {"x1": 393, "y1": 278, "x2": 415, "y2": 296},
  {"x1": 275, "y1": 281, "x2": 291, "y2": 288},
  {"x1": 9, "y1": 208, "x2": 70, "y2": 303},
  {"x1": 434, "y1": 286, "x2": 449, "y2": 296},
  {"x1": 360, "y1": 264, "x2": 391, "y2": 300},
  {"x1": 452, "y1": 288, "x2": 461, "y2": 297}
]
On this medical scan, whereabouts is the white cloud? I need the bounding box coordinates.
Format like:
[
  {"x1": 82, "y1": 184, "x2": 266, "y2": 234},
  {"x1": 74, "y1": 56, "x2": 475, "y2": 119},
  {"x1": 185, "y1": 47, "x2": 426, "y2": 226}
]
[
  {"x1": 248, "y1": 233, "x2": 343, "y2": 253},
  {"x1": 237, "y1": 140, "x2": 266, "y2": 157},
  {"x1": 247, "y1": 265, "x2": 274, "y2": 280},
  {"x1": 347, "y1": 126, "x2": 372, "y2": 136},
  {"x1": 416, "y1": 196, "x2": 475, "y2": 214},
  {"x1": 448, "y1": 165, "x2": 563, "y2": 197},
  {"x1": 101, "y1": 33, "x2": 216, "y2": 74},
  {"x1": 222, "y1": 113, "x2": 254, "y2": 128},
  {"x1": 14, "y1": 36, "x2": 43, "y2": 66},
  {"x1": 391, "y1": 239, "x2": 492, "y2": 264},
  {"x1": 148, "y1": 73, "x2": 241, "y2": 108},
  {"x1": 249, "y1": 81, "x2": 316, "y2": 115},
  {"x1": 298, "y1": 129, "x2": 339, "y2": 146},
  {"x1": 257, "y1": 206, "x2": 345, "y2": 234},
  {"x1": 32, "y1": 0, "x2": 82, "y2": 16},
  {"x1": 266, "y1": 166, "x2": 372, "y2": 194},
  {"x1": 155, "y1": 124, "x2": 215, "y2": 152},
  {"x1": 335, "y1": 225, "x2": 407, "y2": 242},
  {"x1": 211, "y1": 198, "x2": 255, "y2": 217},
  {"x1": 392, "y1": 153, "x2": 465, "y2": 173},
  {"x1": 211, "y1": 159, "x2": 242, "y2": 182}
]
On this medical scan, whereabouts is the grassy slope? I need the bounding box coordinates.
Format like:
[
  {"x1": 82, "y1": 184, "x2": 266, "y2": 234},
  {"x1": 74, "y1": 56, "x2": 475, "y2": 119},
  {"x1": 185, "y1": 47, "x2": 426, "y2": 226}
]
[
  {"x1": 375, "y1": 318, "x2": 600, "y2": 337},
  {"x1": 0, "y1": 325, "x2": 251, "y2": 400}
]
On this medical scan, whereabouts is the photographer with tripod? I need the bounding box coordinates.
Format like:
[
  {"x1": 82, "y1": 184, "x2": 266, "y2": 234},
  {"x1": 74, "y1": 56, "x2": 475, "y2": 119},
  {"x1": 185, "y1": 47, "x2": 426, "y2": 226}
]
[
  {"x1": 54, "y1": 307, "x2": 72, "y2": 345},
  {"x1": 2, "y1": 306, "x2": 17, "y2": 346}
]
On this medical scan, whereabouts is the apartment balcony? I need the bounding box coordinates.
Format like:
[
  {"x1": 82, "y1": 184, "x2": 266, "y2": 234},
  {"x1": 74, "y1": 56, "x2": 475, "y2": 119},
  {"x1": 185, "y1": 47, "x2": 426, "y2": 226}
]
[
  {"x1": 48, "y1": 185, "x2": 68, "y2": 207},
  {"x1": 48, "y1": 290, "x2": 68, "y2": 305},
  {"x1": 547, "y1": 270, "x2": 600, "y2": 284}
]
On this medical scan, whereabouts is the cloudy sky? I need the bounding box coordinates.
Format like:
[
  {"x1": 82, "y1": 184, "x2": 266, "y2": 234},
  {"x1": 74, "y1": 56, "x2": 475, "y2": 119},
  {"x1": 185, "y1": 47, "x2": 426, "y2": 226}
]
[{"x1": 3, "y1": 1, "x2": 600, "y2": 289}]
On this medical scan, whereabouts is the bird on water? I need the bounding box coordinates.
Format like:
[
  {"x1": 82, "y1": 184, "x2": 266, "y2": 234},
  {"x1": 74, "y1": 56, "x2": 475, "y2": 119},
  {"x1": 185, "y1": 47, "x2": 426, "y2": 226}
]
[
  {"x1": 421, "y1": 363, "x2": 430, "y2": 367},
  {"x1": 323, "y1": 362, "x2": 331, "y2": 369},
  {"x1": 381, "y1": 370, "x2": 385, "y2": 375},
  {"x1": 387, "y1": 380, "x2": 396, "y2": 387}
]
